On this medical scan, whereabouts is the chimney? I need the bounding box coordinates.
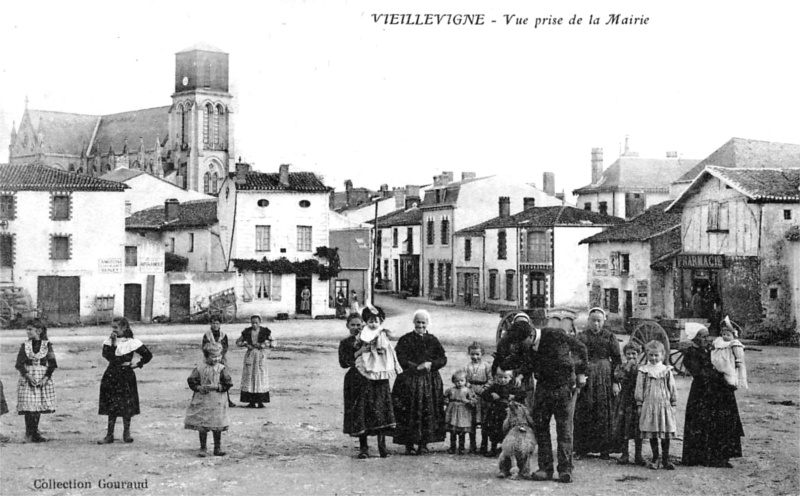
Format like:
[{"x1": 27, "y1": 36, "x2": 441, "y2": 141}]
[
  {"x1": 462, "y1": 172, "x2": 476, "y2": 181},
  {"x1": 405, "y1": 185, "x2": 420, "y2": 209},
  {"x1": 443, "y1": 171, "x2": 454, "y2": 184},
  {"x1": 165, "y1": 198, "x2": 180, "y2": 222},
  {"x1": 543, "y1": 172, "x2": 555, "y2": 196},
  {"x1": 393, "y1": 187, "x2": 405, "y2": 209},
  {"x1": 591, "y1": 147, "x2": 604, "y2": 184},
  {"x1": 666, "y1": 151, "x2": 678, "y2": 158},
  {"x1": 379, "y1": 184, "x2": 390, "y2": 198},
  {"x1": 345, "y1": 179, "x2": 353, "y2": 191},
  {"x1": 235, "y1": 161, "x2": 250, "y2": 185},
  {"x1": 523, "y1": 197, "x2": 536, "y2": 210},
  {"x1": 499, "y1": 196, "x2": 510, "y2": 218},
  {"x1": 279, "y1": 164, "x2": 290, "y2": 187}
]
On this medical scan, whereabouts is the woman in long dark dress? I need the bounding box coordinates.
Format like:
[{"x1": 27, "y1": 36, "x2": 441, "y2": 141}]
[
  {"x1": 574, "y1": 307, "x2": 622, "y2": 459},
  {"x1": 682, "y1": 324, "x2": 744, "y2": 467},
  {"x1": 339, "y1": 311, "x2": 395, "y2": 458},
  {"x1": 392, "y1": 309, "x2": 447, "y2": 455},
  {"x1": 98, "y1": 317, "x2": 153, "y2": 444}
]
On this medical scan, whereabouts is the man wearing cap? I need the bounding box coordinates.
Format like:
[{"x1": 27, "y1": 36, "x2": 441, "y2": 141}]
[{"x1": 505, "y1": 320, "x2": 588, "y2": 484}]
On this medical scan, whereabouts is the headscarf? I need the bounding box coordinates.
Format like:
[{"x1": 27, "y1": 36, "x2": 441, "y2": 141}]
[
  {"x1": 721, "y1": 316, "x2": 738, "y2": 338},
  {"x1": 683, "y1": 323, "x2": 707, "y2": 342},
  {"x1": 588, "y1": 307, "x2": 606, "y2": 318},
  {"x1": 361, "y1": 304, "x2": 385, "y2": 323}
]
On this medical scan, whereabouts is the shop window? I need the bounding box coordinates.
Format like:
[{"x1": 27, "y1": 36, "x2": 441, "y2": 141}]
[
  {"x1": 604, "y1": 288, "x2": 619, "y2": 313},
  {"x1": 244, "y1": 272, "x2": 281, "y2": 301},
  {"x1": 125, "y1": 246, "x2": 138, "y2": 266},
  {"x1": 498, "y1": 230, "x2": 507, "y2": 260}
]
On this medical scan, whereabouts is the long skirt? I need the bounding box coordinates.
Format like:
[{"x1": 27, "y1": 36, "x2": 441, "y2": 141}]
[
  {"x1": 185, "y1": 391, "x2": 230, "y2": 433},
  {"x1": 342, "y1": 368, "x2": 395, "y2": 436},
  {"x1": 683, "y1": 378, "x2": 744, "y2": 465},
  {"x1": 392, "y1": 369, "x2": 446, "y2": 446},
  {"x1": 0, "y1": 380, "x2": 9, "y2": 415},
  {"x1": 17, "y1": 365, "x2": 56, "y2": 414},
  {"x1": 98, "y1": 364, "x2": 140, "y2": 416},
  {"x1": 612, "y1": 387, "x2": 639, "y2": 447},
  {"x1": 574, "y1": 359, "x2": 616, "y2": 454},
  {"x1": 240, "y1": 348, "x2": 270, "y2": 403}
]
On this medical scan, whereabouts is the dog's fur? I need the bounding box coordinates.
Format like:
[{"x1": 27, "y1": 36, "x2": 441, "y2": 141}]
[{"x1": 498, "y1": 401, "x2": 536, "y2": 479}]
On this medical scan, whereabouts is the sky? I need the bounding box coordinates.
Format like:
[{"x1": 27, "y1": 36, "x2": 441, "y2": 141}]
[{"x1": 1, "y1": 0, "x2": 798, "y2": 200}]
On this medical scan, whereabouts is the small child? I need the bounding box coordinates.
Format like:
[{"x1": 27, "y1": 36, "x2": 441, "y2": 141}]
[
  {"x1": 355, "y1": 306, "x2": 403, "y2": 381},
  {"x1": 711, "y1": 320, "x2": 748, "y2": 389},
  {"x1": 460, "y1": 341, "x2": 493, "y2": 454},
  {"x1": 185, "y1": 342, "x2": 233, "y2": 457},
  {"x1": 444, "y1": 371, "x2": 477, "y2": 455},
  {"x1": 481, "y1": 368, "x2": 523, "y2": 458},
  {"x1": 635, "y1": 341, "x2": 677, "y2": 470},
  {"x1": 613, "y1": 341, "x2": 644, "y2": 465}
]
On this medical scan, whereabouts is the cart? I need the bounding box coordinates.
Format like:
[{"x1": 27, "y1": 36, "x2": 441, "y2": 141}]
[
  {"x1": 0, "y1": 288, "x2": 46, "y2": 328},
  {"x1": 189, "y1": 288, "x2": 237, "y2": 324},
  {"x1": 495, "y1": 307, "x2": 578, "y2": 345}
]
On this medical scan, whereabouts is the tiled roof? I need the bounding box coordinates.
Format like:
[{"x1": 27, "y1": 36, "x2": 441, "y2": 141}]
[
  {"x1": 231, "y1": 171, "x2": 330, "y2": 192},
  {"x1": 579, "y1": 201, "x2": 680, "y2": 244},
  {"x1": 126, "y1": 199, "x2": 218, "y2": 230},
  {"x1": 368, "y1": 207, "x2": 422, "y2": 227},
  {"x1": 674, "y1": 138, "x2": 800, "y2": 184},
  {"x1": 26, "y1": 110, "x2": 99, "y2": 156},
  {"x1": 670, "y1": 167, "x2": 800, "y2": 212},
  {"x1": 99, "y1": 168, "x2": 145, "y2": 182},
  {"x1": 91, "y1": 107, "x2": 170, "y2": 155},
  {"x1": 0, "y1": 163, "x2": 128, "y2": 191},
  {"x1": 456, "y1": 206, "x2": 624, "y2": 235},
  {"x1": 573, "y1": 156, "x2": 700, "y2": 195},
  {"x1": 178, "y1": 43, "x2": 226, "y2": 53}
]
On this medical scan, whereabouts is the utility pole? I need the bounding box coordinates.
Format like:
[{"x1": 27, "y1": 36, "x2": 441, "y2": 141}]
[{"x1": 371, "y1": 201, "x2": 379, "y2": 305}]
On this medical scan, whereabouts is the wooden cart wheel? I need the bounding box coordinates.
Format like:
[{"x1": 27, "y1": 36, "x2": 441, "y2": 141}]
[
  {"x1": 669, "y1": 346, "x2": 688, "y2": 376},
  {"x1": 210, "y1": 298, "x2": 236, "y2": 324},
  {"x1": 0, "y1": 298, "x2": 12, "y2": 328},
  {"x1": 496, "y1": 313, "x2": 517, "y2": 346},
  {"x1": 630, "y1": 320, "x2": 671, "y2": 365}
]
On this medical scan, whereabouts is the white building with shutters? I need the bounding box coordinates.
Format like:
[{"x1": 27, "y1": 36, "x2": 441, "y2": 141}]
[{"x1": 217, "y1": 162, "x2": 335, "y2": 318}]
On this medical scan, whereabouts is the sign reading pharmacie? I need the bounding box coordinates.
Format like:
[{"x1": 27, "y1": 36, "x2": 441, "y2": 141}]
[{"x1": 676, "y1": 254, "x2": 724, "y2": 269}]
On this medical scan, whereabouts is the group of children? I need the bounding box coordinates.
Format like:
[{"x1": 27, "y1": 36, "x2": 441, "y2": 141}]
[
  {"x1": 438, "y1": 323, "x2": 747, "y2": 471},
  {"x1": 614, "y1": 323, "x2": 746, "y2": 470}
]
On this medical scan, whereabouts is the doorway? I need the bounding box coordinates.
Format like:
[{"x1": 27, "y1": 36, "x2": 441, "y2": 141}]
[
  {"x1": 124, "y1": 284, "x2": 142, "y2": 322},
  {"x1": 296, "y1": 277, "x2": 312, "y2": 315},
  {"x1": 169, "y1": 284, "x2": 191, "y2": 322},
  {"x1": 38, "y1": 276, "x2": 80, "y2": 325},
  {"x1": 528, "y1": 272, "x2": 546, "y2": 308}
]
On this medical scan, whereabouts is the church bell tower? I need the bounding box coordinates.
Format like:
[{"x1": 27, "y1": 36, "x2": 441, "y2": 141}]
[{"x1": 170, "y1": 44, "x2": 234, "y2": 194}]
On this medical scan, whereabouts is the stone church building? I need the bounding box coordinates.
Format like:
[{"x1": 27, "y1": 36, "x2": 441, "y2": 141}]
[{"x1": 8, "y1": 44, "x2": 235, "y2": 195}]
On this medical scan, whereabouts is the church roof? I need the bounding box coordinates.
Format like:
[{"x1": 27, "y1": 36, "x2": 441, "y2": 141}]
[
  {"x1": 26, "y1": 109, "x2": 99, "y2": 156},
  {"x1": 573, "y1": 156, "x2": 700, "y2": 195},
  {"x1": 231, "y1": 171, "x2": 330, "y2": 192},
  {"x1": 0, "y1": 163, "x2": 128, "y2": 191},
  {"x1": 99, "y1": 168, "x2": 145, "y2": 182},
  {"x1": 91, "y1": 106, "x2": 171, "y2": 156},
  {"x1": 673, "y1": 138, "x2": 800, "y2": 184}
]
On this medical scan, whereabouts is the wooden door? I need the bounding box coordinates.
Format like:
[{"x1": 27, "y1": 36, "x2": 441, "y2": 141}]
[
  {"x1": 528, "y1": 272, "x2": 546, "y2": 309},
  {"x1": 296, "y1": 277, "x2": 312, "y2": 315},
  {"x1": 169, "y1": 284, "x2": 191, "y2": 322},
  {"x1": 124, "y1": 284, "x2": 142, "y2": 322},
  {"x1": 38, "y1": 276, "x2": 80, "y2": 325}
]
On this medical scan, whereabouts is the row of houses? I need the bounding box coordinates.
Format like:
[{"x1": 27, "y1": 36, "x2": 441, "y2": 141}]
[{"x1": 0, "y1": 161, "x2": 372, "y2": 325}]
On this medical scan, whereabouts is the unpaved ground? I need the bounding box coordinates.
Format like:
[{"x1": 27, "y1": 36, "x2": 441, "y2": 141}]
[{"x1": 0, "y1": 297, "x2": 798, "y2": 496}]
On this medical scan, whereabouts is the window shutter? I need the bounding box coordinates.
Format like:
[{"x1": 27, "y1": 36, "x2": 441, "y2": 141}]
[
  {"x1": 610, "y1": 251, "x2": 620, "y2": 276},
  {"x1": 271, "y1": 274, "x2": 282, "y2": 301},
  {"x1": 242, "y1": 272, "x2": 253, "y2": 302}
]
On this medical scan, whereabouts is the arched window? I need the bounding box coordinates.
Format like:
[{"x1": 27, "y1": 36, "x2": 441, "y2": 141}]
[
  {"x1": 203, "y1": 172, "x2": 210, "y2": 194},
  {"x1": 211, "y1": 172, "x2": 218, "y2": 194},
  {"x1": 204, "y1": 103, "x2": 213, "y2": 145},
  {"x1": 217, "y1": 104, "x2": 227, "y2": 149}
]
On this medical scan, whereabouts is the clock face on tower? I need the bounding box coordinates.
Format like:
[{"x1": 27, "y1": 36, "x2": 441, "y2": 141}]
[{"x1": 182, "y1": 76, "x2": 189, "y2": 86}]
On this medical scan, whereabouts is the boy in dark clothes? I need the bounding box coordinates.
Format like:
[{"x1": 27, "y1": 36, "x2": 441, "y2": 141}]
[{"x1": 481, "y1": 367, "x2": 523, "y2": 457}]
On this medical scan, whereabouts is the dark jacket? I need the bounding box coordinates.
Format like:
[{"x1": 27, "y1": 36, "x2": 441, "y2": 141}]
[
  {"x1": 530, "y1": 327, "x2": 588, "y2": 389},
  {"x1": 237, "y1": 326, "x2": 272, "y2": 346}
]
